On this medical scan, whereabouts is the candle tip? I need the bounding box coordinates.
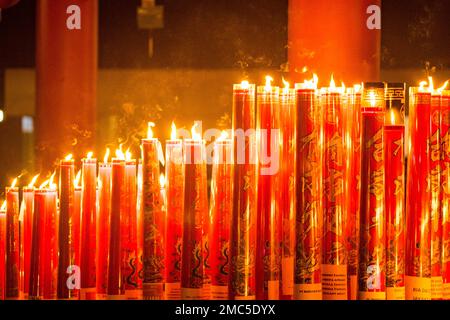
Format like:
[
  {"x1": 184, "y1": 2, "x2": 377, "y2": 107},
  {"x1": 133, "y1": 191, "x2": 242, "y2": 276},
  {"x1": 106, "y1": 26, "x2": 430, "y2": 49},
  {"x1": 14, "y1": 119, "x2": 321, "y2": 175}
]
[
  {"x1": 171, "y1": 122, "x2": 177, "y2": 140},
  {"x1": 147, "y1": 122, "x2": 155, "y2": 139},
  {"x1": 27, "y1": 174, "x2": 40, "y2": 188}
]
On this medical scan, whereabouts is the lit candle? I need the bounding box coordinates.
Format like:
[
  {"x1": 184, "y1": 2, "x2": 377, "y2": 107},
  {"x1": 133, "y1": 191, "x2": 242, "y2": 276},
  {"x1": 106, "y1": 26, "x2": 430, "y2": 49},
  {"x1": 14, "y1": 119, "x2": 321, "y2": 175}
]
[
  {"x1": 5, "y1": 177, "x2": 20, "y2": 299},
  {"x1": 279, "y1": 79, "x2": 296, "y2": 300},
  {"x1": 123, "y1": 151, "x2": 140, "y2": 299},
  {"x1": 107, "y1": 151, "x2": 125, "y2": 299},
  {"x1": 384, "y1": 83, "x2": 406, "y2": 300},
  {"x1": 294, "y1": 75, "x2": 322, "y2": 300},
  {"x1": 440, "y1": 86, "x2": 450, "y2": 300},
  {"x1": 97, "y1": 148, "x2": 111, "y2": 300},
  {"x1": 230, "y1": 80, "x2": 257, "y2": 300},
  {"x1": 136, "y1": 160, "x2": 144, "y2": 295},
  {"x1": 21, "y1": 174, "x2": 39, "y2": 299},
  {"x1": 80, "y1": 151, "x2": 97, "y2": 300},
  {"x1": 165, "y1": 122, "x2": 184, "y2": 300},
  {"x1": 320, "y1": 76, "x2": 347, "y2": 300},
  {"x1": 142, "y1": 122, "x2": 165, "y2": 300},
  {"x1": 358, "y1": 82, "x2": 386, "y2": 300},
  {"x1": 73, "y1": 169, "x2": 82, "y2": 281},
  {"x1": 0, "y1": 201, "x2": 6, "y2": 300},
  {"x1": 405, "y1": 81, "x2": 433, "y2": 300},
  {"x1": 209, "y1": 131, "x2": 233, "y2": 300},
  {"x1": 58, "y1": 154, "x2": 77, "y2": 299},
  {"x1": 181, "y1": 123, "x2": 207, "y2": 300},
  {"x1": 343, "y1": 85, "x2": 362, "y2": 300}
]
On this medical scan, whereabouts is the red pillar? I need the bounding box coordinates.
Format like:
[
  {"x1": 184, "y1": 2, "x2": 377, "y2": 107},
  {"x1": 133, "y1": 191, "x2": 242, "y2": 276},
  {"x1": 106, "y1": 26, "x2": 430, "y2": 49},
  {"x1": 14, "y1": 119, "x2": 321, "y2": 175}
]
[
  {"x1": 36, "y1": 0, "x2": 97, "y2": 170},
  {"x1": 288, "y1": 0, "x2": 381, "y2": 83}
]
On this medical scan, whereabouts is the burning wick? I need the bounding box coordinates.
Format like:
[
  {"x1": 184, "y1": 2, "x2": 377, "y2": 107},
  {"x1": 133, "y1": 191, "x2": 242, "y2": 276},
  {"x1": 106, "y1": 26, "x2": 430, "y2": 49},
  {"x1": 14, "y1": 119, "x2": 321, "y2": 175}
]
[{"x1": 171, "y1": 122, "x2": 178, "y2": 140}]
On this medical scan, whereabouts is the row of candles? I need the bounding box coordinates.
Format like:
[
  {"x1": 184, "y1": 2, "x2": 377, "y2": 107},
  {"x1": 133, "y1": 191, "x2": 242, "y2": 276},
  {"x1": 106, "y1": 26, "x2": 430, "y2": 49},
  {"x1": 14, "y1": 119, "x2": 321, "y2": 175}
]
[{"x1": 0, "y1": 75, "x2": 449, "y2": 300}]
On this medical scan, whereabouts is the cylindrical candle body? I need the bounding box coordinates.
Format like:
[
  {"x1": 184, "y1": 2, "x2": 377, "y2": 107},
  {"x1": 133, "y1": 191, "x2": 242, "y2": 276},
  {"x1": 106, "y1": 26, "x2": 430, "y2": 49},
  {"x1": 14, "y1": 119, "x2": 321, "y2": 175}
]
[
  {"x1": 321, "y1": 90, "x2": 347, "y2": 300},
  {"x1": 343, "y1": 89, "x2": 362, "y2": 300},
  {"x1": 74, "y1": 187, "x2": 82, "y2": 276},
  {"x1": 136, "y1": 162, "x2": 144, "y2": 295},
  {"x1": 142, "y1": 138, "x2": 165, "y2": 299},
  {"x1": 405, "y1": 88, "x2": 432, "y2": 300},
  {"x1": 441, "y1": 90, "x2": 450, "y2": 300},
  {"x1": 43, "y1": 190, "x2": 58, "y2": 299},
  {"x1": 294, "y1": 86, "x2": 322, "y2": 300},
  {"x1": 108, "y1": 159, "x2": 125, "y2": 299},
  {"x1": 181, "y1": 139, "x2": 207, "y2": 300},
  {"x1": 165, "y1": 140, "x2": 184, "y2": 300},
  {"x1": 97, "y1": 163, "x2": 111, "y2": 299},
  {"x1": 22, "y1": 187, "x2": 35, "y2": 299},
  {"x1": 58, "y1": 160, "x2": 76, "y2": 299},
  {"x1": 384, "y1": 83, "x2": 406, "y2": 300},
  {"x1": 230, "y1": 83, "x2": 258, "y2": 300},
  {"x1": 123, "y1": 160, "x2": 140, "y2": 299},
  {"x1": 256, "y1": 85, "x2": 281, "y2": 300},
  {"x1": 80, "y1": 158, "x2": 97, "y2": 299},
  {"x1": 358, "y1": 83, "x2": 386, "y2": 300},
  {"x1": 5, "y1": 187, "x2": 20, "y2": 299},
  {"x1": 210, "y1": 139, "x2": 233, "y2": 300},
  {"x1": 0, "y1": 210, "x2": 6, "y2": 300}
]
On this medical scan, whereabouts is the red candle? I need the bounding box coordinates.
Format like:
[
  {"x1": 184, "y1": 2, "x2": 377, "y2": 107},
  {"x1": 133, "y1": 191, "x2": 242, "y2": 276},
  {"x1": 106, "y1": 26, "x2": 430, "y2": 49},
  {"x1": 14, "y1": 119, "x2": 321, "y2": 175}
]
[
  {"x1": 384, "y1": 83, "x2": 406, "y2": 300},
  {"x1": 181, "y1": 129, "x2": 207, "y2": 300},
  {"x1": 43, "y1": 184, "x2": 58, "y2": 300},
  {"x1": 294, "y1": 76, "x2": 322, "y2": 300},
  {"x1": 406, "y1": 84, "x2": 432, "y2": 300},
  {"x1": 97, "y1": 153, "x2": 111, "y2": 300},
  {"x1": 230, "y1": 81, "x2": 257, "y2": 300},
  {"x1": 209, "y1": 134, "x2": 233, "y2": 300},
  {"x1": 430, "y1": 84, "x2": 444, "y2": 300},
  {"x1": 123, "y1": 156, "x2": 140, "y2": 299},
  {"x1": 5, "y1": 180, "x2": 20, "y2": 299},
  {"x1": 256, "y1": 77, "x2": 281, "y2": 300},
  {"x1": 440, "y1": 88, "x2": 450, "y2": 300},
  {"x1": 0, "y1": 202, "x2": 6, "y2": 300},
  {"x1": 58, "y1": 155, "x2": 77, "y2": 299},
  {"x1": 320, "y1": 78, "x2": 347, "y2": 300},
  {"x1": 80, "y1": 152, "x2": 97, "y2": 300},
  {"x1": 358, "y1": 83, "x2": 386, "y2": 300},
  {"x1": 142, "y1": 123, "x2": 165, "y2": 300},
  {"x1": 108, "y1": 156, "x2": 125, "y2": 299},
  {"x1": 136, "y1": 161, "x2": 144, "y2": 295},
  {"x1": 343, "y1": 86, "x2": 362, "y2": 300},
  {"x1": 21, "y1": 174, "x2": 38, "y2": 299},
  {"x1": 279, "y1": 82, "x2": 295, "y2": 300},
  {"x1": 74, "y1": 170, "x2": 82, "y2": 283},
  {"x1": 165, "y1": 125, "x2": 184, "y2": 300}
]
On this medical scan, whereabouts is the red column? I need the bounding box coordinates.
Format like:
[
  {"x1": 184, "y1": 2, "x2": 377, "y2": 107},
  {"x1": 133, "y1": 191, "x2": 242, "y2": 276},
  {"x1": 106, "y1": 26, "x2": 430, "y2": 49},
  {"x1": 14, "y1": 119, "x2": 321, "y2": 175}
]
[
  {"x1": 288, "y1": 0, "x2": 380, "y2": 83},
  {"x1": 36, "y1": 0, "x2": 98, "y2": 169}
]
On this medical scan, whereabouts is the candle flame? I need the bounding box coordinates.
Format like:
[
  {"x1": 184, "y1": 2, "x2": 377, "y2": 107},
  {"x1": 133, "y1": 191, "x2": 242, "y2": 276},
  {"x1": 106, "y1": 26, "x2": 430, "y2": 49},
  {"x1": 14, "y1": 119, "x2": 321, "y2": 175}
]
[
  {"x1": 217, "y1": 130, "x2": 229, "y2": 142},
  {"x1": 191, "y1": 122, "x2": 201, "y2": 140},
  {"x1": 125, "y1": 148, "x2": 132, "y2": 161},
  {"x1": 437, "y1": 80, "x2": 449, "y2": 94},
  {"x1": 74, "y1": 170, "x2": 82, "y2": 188},
  {"x1": 10, "y1": 177, "x2": 18, "y2": 189},
  {"x1": 49, "y1": 171, "x2": 57, "y2": 190},
  {"x1": 282, "y1": 77, "x2": 290, "y2": 93},
  {"x1": 171, "y1": 122, "x2": 177, "y2": 140},
  {"x1": 147, "y1": 122, "x2": 155, "y2": 139},
  {"x1": 390, "y1": 109, "x2": 396, "y2": 125},
  {"x1": 65, "y1": 154, "x2": 73, "y2": 161},
  {"x1": 39, "y1": 178, "x2": 49, "y2": 190},
  {"x1": 240, "y1": 80, "x2": 250, "y2": 89},
  {"x1": 0, "y1": 200, "x2": 5, "y2": 212},
  {"x1": 428, "y1": 76, "x2": 434, "y2": 92},
  {"x1": 28, "y1": 174, "x2": 40, "y2": 188},
  {"x1": 103, "y1": 148, "x2": 110, "y2": 163},
  {"x1": 369, "y1": 91, "x2": 377, "y2": 107},
  {"x1": 419, "y1": 81, "x2": 428, "y2": 92},
  {"x1": 86, "y1": 151, "x2": 93, "y2": 160},
  {"x1": 354, "y1": 83, "x2": 362, "y2": 93},
  {"x1": 115, "y1": 147, "x2": 125, "y2": 160},
  {"x1": 341, "y1": 82, "x2": 346, "y2": 93},
  {"x1": 329, "y1": 74, "x2": 336, "y2": 90},
  {"x1": 159, "y1": 173, "x2": 166, "y2": 188},
  {"x1": 264, "y1": 75, "x2": 273, "y2": 91},
  {"x1": 301, "y1": 66, "x2": 308, "y2": 73},
  {"x1": 300, "y1": 73, "x2": 319, "y2": 89}
]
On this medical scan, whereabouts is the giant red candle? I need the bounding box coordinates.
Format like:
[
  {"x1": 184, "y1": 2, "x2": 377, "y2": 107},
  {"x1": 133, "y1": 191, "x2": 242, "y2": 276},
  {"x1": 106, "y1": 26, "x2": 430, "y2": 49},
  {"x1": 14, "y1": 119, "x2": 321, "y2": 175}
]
[
  {"x1": 294, "y1": 76, "x2": 322, "y2": 300},
  {"x1": 321, "y1": 78, "x2": 348, "y2": 300},
  {"x1": 209, "y1": 133, "x2": 233, "y2": 300},
  {"x1": 406, "y1": 84, "x2": 432, "y2": 300},
  {"x1": 108, "y1": 156, "x2": 125, "y2": 299},
  {"x1": 358, "y1": 83, "x2": 386, "y2": 300},
  {"x1": 142, "y1": 123, "x2": 165, "y2": 300},
  {"x1": 80, "y1": 152, "x2": 97, "y2": 299},
  {"x1": 384, "y1": 83, "x2": 406, "y2": 300},
  {"x1": 181, "y1": 127, "x2": 207, "y2": 300},
  {"x1": 58, "y1": 155, "x2": 77, "y2": 299},
  {"x1": 0, "y1": 202, "x2": 6, "y2": 300},
  {"x1": 73, "y1": 170, "x2": 82, "y2": 285},
  {"x1": 440, "y1": 88, "x2": 450, "y2": 300},
  {"x1": 230, "y1": 81, "x2": 257, "y2": 300},
  {"x1": 43, "y1": 183, "x2": 58, "y2": 300},
  {"x1": 165, "y1": 124, "x2": 184, "y2": 300},
  {"x1": 5, "y1": 180, "x2": 20, "y2": 299},
  {"x1": 97, "y1": 151, "x2": 111, "y2": 300},
  {"x1": 343, "y1": 86, "x2": 362, "y2": 300}
]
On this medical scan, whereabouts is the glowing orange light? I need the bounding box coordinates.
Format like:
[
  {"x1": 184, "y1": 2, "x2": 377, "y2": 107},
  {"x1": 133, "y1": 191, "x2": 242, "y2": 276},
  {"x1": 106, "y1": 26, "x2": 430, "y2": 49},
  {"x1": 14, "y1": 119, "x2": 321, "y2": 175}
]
[
  {"x1": 282, "y1": 77, "x2": 290, "y2": 94},
  {"x1": 265, "y1": 75, "x2": 273, "y2": 91},
  {"x1": 0, "y1": 200, "x2": 6, "y2": 212},
  {"x1": 49, "y1": 171, "x2": 57, "y2": 190},
  {"x1": 217, "y1": 130, "x2": 229, "y2": 142},
  {"x1": 171, "y1": 122, "x2": 177, "y2": 140},
  {"x1": 329, "y1": 74, "x2": 336, "y2": 90},
  {"x1": 28, "y1": 174, "x2": 40, "y2": 188},
  {"x1": 240, "y1": 80, "x2": 250, "y2": 89},
  {"x1": 65, "y1": 154, "x2": 73, "y2": 161},
  {"x1": 147, "y1": 122, "x2": 155, "y2": 139},
  {"x1": 437, "y1": 80, "x2": 449, "y2": 94},
  {"x1": 369, "y1": 91, "x2": 377, "y2": 107},
  {"x1": 159, "y1": 173, "x2": 166, "y2": 188},
  {"x1": 125, "y1": 148, "x2": 132, "y2": 161},
  {"x1": 10, "y1": 177, "x2": 18, "y2": 189},
  {"x1": 86, "y1": 151, "x2": 93, "y2": 159},
  {"x1": 103, "y1": 148, "x2": 110, "y2": 163},
  {"x1": 191, "y1": 123, "x2": 201, "y2": 140},
  {"x1": 74, "y1": 170, "x2": 82, "y2": 188},
  {"x1": 115, "y1": 147, "x2": 125, "y2": 160}
]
